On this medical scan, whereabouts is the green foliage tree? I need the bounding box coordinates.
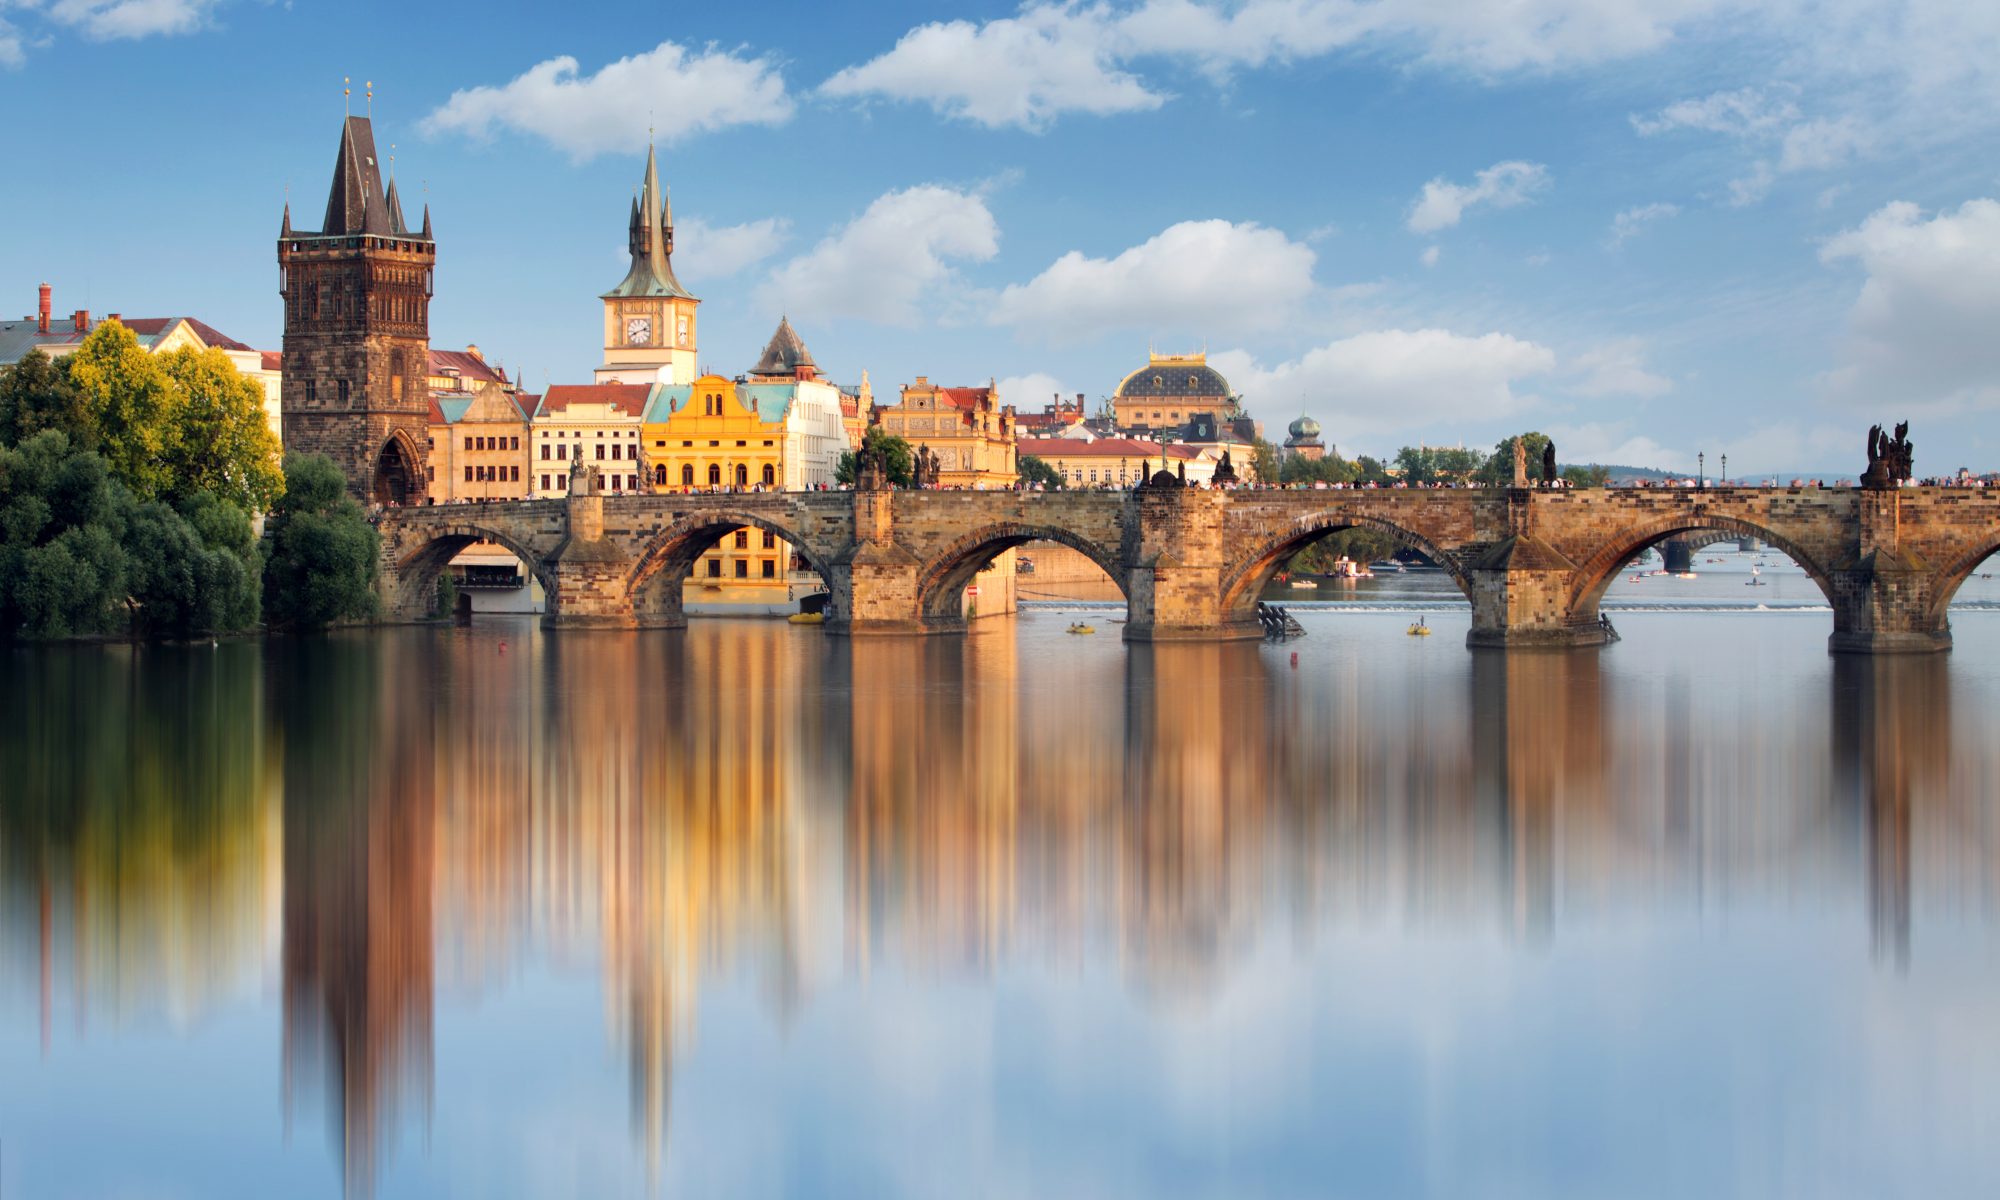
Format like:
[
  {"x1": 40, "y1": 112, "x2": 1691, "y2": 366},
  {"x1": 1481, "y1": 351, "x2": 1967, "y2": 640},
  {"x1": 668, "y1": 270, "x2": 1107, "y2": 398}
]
[
  {"x1": 1279, "y1": 454, "x2": 1359, "y2": 485},
  {"x1": 262, "y1": 453, "x2": 381, "y2": 632},
  {"x1": 1394, "y1": 444, "x2": 1484, "y2": 484},
  {"x1": 0, "y1": 349, "x2": 93, "y2": 449},
  {"x1": 1017, "y1": 454, "x2": 1065, "y2": 489},
  {"x1": 1475, "y1": 432, "x2": 1554, "y2": 484},
  {"x1": 1354, "y1": 455, "x2": 1391, "y2": 484},
  {"x1": 125, "y1": 499, "x2": 260, "y2": 638},
  {"x1": 158, "y1": 346, "x2": 285, "y2": 512},
  {"x1": 834, "y1": 426, "x2": 916, "y2": 487},
  {"x1": 60, "y1": 321, "x2": 178, "y2": 500},
  {"x1": 1561, "y1": 463, "x2": 1612, "y2": 488},
  {"x1": 1251, "y1": 437, "x2": 1281, "y2": 483},
  {"x1": 0, "y1": 432, "x2": 132, "y2": 639}
]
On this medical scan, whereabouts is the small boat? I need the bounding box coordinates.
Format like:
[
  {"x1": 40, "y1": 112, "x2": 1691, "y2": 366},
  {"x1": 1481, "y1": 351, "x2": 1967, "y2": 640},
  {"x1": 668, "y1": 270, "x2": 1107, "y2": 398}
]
[
  {"x1": 1676, "y1": 572, "x2": 1698, "y2": 579},
  {"x1": 787, "y1": 611, "x2": 825, "y2": 625},
  {"x1": 1290, "y1": 579, "x2": 1320, "y2": 589},
  {"x1": 1407, "y1": 617, "x2": 1432, "y2": 637},
  {"x1": 1746, "y1": 564, "x2": 1766, "y2": 587},
  {"x1": 1067, "y1": 622, "x2": 1096, "y2": 635}
]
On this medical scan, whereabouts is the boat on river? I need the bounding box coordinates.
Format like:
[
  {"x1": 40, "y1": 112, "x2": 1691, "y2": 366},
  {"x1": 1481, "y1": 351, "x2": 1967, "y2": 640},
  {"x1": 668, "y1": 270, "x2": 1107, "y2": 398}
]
[{"x1": 1067, "y1": 622, "x2": 1096, "y2": 635}]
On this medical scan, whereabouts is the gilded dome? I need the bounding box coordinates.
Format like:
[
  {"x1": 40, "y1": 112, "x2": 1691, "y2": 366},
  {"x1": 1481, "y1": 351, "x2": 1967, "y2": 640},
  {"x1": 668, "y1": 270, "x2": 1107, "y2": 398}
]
[{"x1": 1114, "y1": 354, "x2": 1233, "y2": 399}]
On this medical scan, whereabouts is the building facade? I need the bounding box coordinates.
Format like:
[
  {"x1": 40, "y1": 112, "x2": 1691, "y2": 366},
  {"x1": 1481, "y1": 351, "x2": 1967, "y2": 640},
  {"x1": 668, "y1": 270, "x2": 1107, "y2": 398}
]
[
  {"x1": 876, "y1": 377, "x2": 1018, "y2": 487},
  {"x1": 529, "y1": 384, "x2": 652, "y2": 497},
  {"x1": 1018, "y1": 437, "x2": 1213, "y2": 488},
  {"x1": 594, "y1": 145, "x2": 698, "y2": 387},
  {"x1": 1111, "y1": 351, "x2": 1237, "y2": 436},
  {"x1": 428, "y1": 382, "x2": 533, "y2": 503},
  {"x1": 278, "y1": 115, "x2": 435, "y2": 505}
]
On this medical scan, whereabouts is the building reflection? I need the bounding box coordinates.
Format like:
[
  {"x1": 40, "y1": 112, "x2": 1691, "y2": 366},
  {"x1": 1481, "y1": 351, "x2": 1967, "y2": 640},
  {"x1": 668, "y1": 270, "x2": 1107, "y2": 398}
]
[{"x1": 8, "y1": 620, "x2": 2000, "y2": 1191}]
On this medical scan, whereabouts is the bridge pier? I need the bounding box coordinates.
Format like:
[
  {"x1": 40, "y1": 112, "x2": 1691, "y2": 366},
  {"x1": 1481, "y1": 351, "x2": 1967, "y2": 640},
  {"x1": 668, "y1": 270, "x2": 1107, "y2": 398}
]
[
  {"x1": 1464, "y1": 535, "x2": 1611, "y2": 650},
  {"x1": 542, "y1": 492, "x2": 641, "y2": 630},
  {"x1": 1124, "y1": 487, "x2": 1260, "y2": 642},
  {"x1": 1828, "y1": 491, "x2": 1955, "y2": 655},
  {"x1": 1661, "y1": 538, "x2": 1694, "y2": 574}
]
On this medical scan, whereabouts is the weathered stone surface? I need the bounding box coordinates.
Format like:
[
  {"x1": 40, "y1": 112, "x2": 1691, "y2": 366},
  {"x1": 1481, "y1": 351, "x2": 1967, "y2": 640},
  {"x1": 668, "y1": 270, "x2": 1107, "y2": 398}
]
[{"x1": 373, "y1": 485, "x2": 2000, "y2": 653}]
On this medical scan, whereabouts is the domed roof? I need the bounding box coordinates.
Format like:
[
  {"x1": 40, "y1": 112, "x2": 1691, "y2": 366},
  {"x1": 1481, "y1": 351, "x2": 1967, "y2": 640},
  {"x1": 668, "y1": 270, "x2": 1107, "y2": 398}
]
[
  {"x1": 1115, "y1": 353, "x2": 1233, "y2": 399},
  {"x1": 1287, "y1": 414, "x2": 1321, "y2": 441}
]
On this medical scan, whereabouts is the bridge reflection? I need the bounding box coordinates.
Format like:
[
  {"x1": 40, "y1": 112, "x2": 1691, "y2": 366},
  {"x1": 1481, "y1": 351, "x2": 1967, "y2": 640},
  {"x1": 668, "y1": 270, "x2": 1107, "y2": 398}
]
[{"x1": 3, "y1": 623, "x2": 1998, "y2": 1190}]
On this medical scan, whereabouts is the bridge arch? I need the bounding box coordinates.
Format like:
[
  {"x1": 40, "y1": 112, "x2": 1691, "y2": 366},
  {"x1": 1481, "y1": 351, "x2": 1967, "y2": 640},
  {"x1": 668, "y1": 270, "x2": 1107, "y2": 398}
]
[
  {"x1": 372, "y1": 428, "x2": 425, "y2": 508},
  {"x1": 917, "y1": 523, "x2": 1129, "y2": 626},
  {"x1": 625, "y1": 509, "x2": 831, "y2": 625},
  {"x1": 1566, "y1": 513, "x2": 1837, "y2": 619},
  {"x1": 1924, "y1": 535, "x2": 2000, "y2": 623},
  {"x1": 1218, "y1": 511, "x2": 1471, "y2": 614},
  {"x1": 390, "y1": 520, "x2": 557, "y2": 618}
]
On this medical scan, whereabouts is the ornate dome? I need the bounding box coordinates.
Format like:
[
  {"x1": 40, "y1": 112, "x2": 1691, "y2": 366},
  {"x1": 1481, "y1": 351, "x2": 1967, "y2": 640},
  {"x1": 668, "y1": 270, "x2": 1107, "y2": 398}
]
[
  {"x1": 1287, "y1": 414, "x2": 1321, "y2": 442},
  {"x1": 1114, "y1": 354, "x2": 1233, "y2": 399}
]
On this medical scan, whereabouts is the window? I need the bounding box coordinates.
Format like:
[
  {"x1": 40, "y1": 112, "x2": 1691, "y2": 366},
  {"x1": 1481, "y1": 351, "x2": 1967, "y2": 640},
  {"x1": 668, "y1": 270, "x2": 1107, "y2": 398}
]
[
  {"x1": 708, "y1": 464, "x2": 721, "y2": 486},
  {"x1": 611, "y1": 474, "x2": 622, "y2": 492},
  {"x1": 761, "y1": 464, "x2": 775, "y2": 486},
  {"x1": 558, "y1": 444, "x2": 568, "y2": 461},
  {"x1": 465, "y1": 437, "x2": 474, "y2": 452},
  {"x1": 511, "y1": 466, "x2": 520, "y2": 482},
  {"x1": 682, "y1": 464, "x2": 694, "y2": 486},
  {"x1": 735, "y1": 440, "x2": 746, "y2": 448},
  {"x1": 628, "y1": 475, "x2": 637, "y2": 491},
  {"x1": 303, "y1": 379, "x2": 317, "y2": 404},
  {"x1": 611, "y1": 444, "x2": 622, "y2": 460},
  {"x1": 511, "y1": 437, "x2": 520, "y2": 451},
  {"x1": 541, "y1": 474, "x2": 551, "y2": 491},
  {"x1": 464, "y1": 466, "x2": 473, "y2": 482},
  {"x1": 338, "y1": 380, "x2": 349, "y2": 404},
  {"x1": 761, "y1": 531, "x2": 776, "y2": 549},
  {"x1": 595, "y1": 445, "x2": 605, "y2": 460},
  {"x1": 761, "y1": 559, "x2": 775, "y2": 579},
  {"x1": 734, "y1": 530, "x2": 749, "y2": 549},
  {"x1": 707, "y1": 559, "x2": 721, "y2": 577},
  {"x1": 541, "y1": 444, "x2": 550, "y2": 460},
  {"x1": 734, "y1": 559, "x2": 748, "y2": 578},
  {"x1": 734, "y1": 464, "x2": 748, "y2": 486}
]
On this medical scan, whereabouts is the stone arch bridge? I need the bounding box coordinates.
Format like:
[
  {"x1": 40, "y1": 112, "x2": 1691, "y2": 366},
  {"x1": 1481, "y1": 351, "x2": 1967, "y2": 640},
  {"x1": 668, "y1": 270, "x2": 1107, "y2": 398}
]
[{"x1": 376, "y1": 484, "x2": 2000, "y2": 653}]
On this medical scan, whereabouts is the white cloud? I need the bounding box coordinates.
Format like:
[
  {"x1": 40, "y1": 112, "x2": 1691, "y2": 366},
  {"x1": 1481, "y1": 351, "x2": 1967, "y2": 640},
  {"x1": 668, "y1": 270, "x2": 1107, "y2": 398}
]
[
  {"x1": 1406, "y1": 161, "x2": 1550, "y2": 233},
  {"x1": 1607, "y1": 202, "x2": 1679, "y2": 246},
  {"x1": 672, "y1": 216, "x2": 790, "y2": 280},
  {"x1": 1211, "y1": 329, "x2": 1556, "y2": 435},
  {"x1": 0, "y1": 18, "x2": 22, "y2": 67},
  {"x1": 1634, "y1": 87, "x2": 1875, "y2": 205},
  {"x1": 1544, "y1": 423, "x2": 1686, "y2": 470},
  {"x1": 997, "y1": 373, "x2": 1075, "y2": 412},
  {"x1": 1566, "y1": 338, "x2": 1673, "y2": 398},
  {"x1": 423, "y1": 42, "x2": 793, "y2": 161},
  {"x1": 1727, "y1": 160, "x2": 1776, "y2": 207},
  {"x1": 1778, "y1": 115, "x2": 1872, "y2": 172},
  {"x1": 1819, "y1": 198, "x2": 2000, "y2": 412},
  {"x1": 1419, "y1": 245, "x2": 1441, "y2": 267},
  {"x1": 820, "y1": 6, "x2": 1162, "y2": 130},
  {"x1": 760, "y1": 185, "x2": 999, "y2": 326},
  {"x1": 989, "y1": 219, "x2": 1317, "y2": 343},
  {"x1": 1630, "y1": 86, "x2": 1799, "y2": 137},
  {"x1": 47, "y1": 0, "x2": 216, "y2": 40}
]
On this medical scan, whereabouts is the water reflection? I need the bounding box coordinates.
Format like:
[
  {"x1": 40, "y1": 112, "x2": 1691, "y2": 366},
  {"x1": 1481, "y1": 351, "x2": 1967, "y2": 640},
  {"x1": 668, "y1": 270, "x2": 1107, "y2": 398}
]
[{"x1": 4, "y1": 618, "x2": 2000, "y2": 1196}]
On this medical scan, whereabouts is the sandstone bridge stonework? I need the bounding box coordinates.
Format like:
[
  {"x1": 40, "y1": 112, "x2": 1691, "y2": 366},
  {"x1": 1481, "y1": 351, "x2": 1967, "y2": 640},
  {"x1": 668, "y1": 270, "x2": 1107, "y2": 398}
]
[{"x1": 375, "y1": 485, "x2": 2000, "y2": 653}]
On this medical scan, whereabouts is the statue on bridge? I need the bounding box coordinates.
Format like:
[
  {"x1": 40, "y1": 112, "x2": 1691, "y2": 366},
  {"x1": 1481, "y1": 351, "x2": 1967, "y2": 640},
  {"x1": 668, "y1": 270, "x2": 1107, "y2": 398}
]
[
  {"x1": 1863, "y1": 421, "x2": 1914, "y2": 489},
  {"x1": 568, "y1": 457, "x2": 600, "y2": 496},
  {"x1": 1212, "y1": 448, "x2": 1237, "y2": 486},
  {"x1": 1542, "y1": 440, "x2": 1558, "y2": 487},
  {"x1": 1512, "y1": 438, "x2": 1528, "y2": 487},
  {"x1": 913, "y1": 445, "x2": 941, "y2": 489}
]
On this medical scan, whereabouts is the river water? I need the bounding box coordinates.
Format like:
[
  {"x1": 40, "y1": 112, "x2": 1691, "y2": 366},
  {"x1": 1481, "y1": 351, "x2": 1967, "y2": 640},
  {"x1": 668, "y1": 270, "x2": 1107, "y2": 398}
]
[{"x1": 4, "y1": 549, "x2": 2000, "y2": 1198}]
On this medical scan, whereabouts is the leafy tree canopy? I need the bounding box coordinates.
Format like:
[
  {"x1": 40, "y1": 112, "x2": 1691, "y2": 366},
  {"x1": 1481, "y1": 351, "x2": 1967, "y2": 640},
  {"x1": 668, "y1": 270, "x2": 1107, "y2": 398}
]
[
  {"x1": 262, "y1": 453, "x2": 380, "y2": 632},
  {"x1": 0, "y1": 432, "x2": 131, "y2": 639},
  {"x1": 1017, "y1": 454, "x2": 1064, "y2": 489},
  {"x1": 1475, "y1": 432, "x2": 1554, "y2": 484},
  {"x1": 0, "y1": 349, "x2": 93, "y2": 450},
  {"x1": 158, "y1": 346, "x2": 285, "y2": 512},
  {"x1": 60, "y1": 321, "x2": 178, "y2": 500},
  {"x1": 835, "y1": 426, "x2": 916, "y2": 488}
]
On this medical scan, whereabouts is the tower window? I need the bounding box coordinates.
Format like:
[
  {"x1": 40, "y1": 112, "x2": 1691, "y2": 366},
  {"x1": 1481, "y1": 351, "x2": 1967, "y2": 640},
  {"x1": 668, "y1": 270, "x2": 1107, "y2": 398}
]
[{"x1": 338, "y1": 380, "x2": 350, "y2": 404}]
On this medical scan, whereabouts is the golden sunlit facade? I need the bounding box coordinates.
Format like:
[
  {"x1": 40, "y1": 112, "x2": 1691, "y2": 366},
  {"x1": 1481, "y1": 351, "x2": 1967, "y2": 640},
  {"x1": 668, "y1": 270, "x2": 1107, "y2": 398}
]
[{"x1": 876, "y1": 376, "x2": 1019, "y2": 488}]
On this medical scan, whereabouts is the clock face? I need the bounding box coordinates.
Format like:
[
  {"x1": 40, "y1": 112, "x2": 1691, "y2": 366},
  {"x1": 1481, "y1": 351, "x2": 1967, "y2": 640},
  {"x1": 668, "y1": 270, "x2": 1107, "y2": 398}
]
[
  {"x1": 626, "y1": 316, "x2": 651, "y2": 346},
  {"x1": 676, "y1": 314, "x2": 689, "y2": 346}
]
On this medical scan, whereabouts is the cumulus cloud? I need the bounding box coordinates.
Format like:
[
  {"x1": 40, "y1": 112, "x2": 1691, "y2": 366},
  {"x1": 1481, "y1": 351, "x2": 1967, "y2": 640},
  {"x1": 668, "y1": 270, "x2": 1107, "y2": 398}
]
[
  {"x1": 1566, "y1": 339, "x2": 1673, "y2": 398},
  {"x1": 820, "y1": 6, "x2": 1162, "y2": 129},
  {"x1": 1406, "y1": 161, "x2": 1550, "y2": 233},
  {"x1": 1607, "y1": 202, "x2": 1679, "y2": 246},
  {"x1": 997, "y1": 373, "x2": 1075, "y2": 412},
  {"x1": 990, "y1": 219, "x2": 1316, "y2": 342},
  {"x1": 0, "y1": 18, "x2": 22, "y2": 67},
  {"x1": 1630, "y1": 86, "x2": 1799, "y2": 137},
  {"x1": 1634, "y1": 86, "x2": 1874, "y2": 205},
  {"x1": 760, "y1": 185, "x2": 999, "y2": 326},
  {"x1": 1419, "y1": 245, "x2": 1441, "y2": 267},
  {"x1": 1819, "y1": 198, "x2": 2000, "y2": 412},
  {"x1": 1211, "y1": 329, "x2": 1556, "y2": 435},
  {"x1": 47, "y1": 0, "x2": 217, "y2": 40},
  {"x1": 423, "y1": 42, "x2": 793, "y2": 161},
  {"x1": 672, "y1": 216, "x2": 790, "y2": 281}
]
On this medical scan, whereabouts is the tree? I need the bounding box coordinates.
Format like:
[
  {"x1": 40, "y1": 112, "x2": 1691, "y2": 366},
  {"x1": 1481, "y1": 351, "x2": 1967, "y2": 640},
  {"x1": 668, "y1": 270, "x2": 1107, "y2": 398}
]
[
  {"x1": 1354, "y1": 455, "x2": 1391, "y2": 484},
  {"x1": 0, "y1": 432, "x2": 132, "y2": 639},
  {"x1": 1252, "y1": 438, "x2": 1281, "y2": 483},
  {"x1": 834, "y1": 426, "x2": 916, "y2": 487},
  {"x1": 262, "y1": 454, "x2": 380, "y2": 632},
  {"x1": 1017, "y1": 454, "x2": 1065, "y2": 489},
  {"x1": 1394, "y1": 444, "x2": 1482, "y2": 484},
  {"x1": 125, "y1": 500, "x2": 260, "y2": 638},
  {"x1": 1279, "y1": 454, "x2": 1359, "y2": 485},
  {"x1": 158, "y1": 346, "x2": 285, "y2": 512},
  {"x1": 1475, "y1": 432, "x2": 1554, "y2": 485},
  {"x1": 60, "y1": 321, "x2": 178, "y2": 501},
  {"x1": 1561, "y1": 463, "x2": 1611, "y2": 488},
  {"x1": 0, "y1": 349, "x2": 93, "y2": 449}
]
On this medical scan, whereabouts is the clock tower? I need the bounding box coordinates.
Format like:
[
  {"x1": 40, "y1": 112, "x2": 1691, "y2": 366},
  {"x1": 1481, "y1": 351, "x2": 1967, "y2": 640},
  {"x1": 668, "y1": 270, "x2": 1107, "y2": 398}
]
[{"x1": 595, "y1": 143, "x2": 698, "y2": 385}]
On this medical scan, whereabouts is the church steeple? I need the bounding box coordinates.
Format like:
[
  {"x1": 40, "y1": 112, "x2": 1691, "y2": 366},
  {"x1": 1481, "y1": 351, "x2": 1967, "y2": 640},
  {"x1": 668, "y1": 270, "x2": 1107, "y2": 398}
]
[{"x1": 604, "y1": 141, "x2": 691, "y2": 300}]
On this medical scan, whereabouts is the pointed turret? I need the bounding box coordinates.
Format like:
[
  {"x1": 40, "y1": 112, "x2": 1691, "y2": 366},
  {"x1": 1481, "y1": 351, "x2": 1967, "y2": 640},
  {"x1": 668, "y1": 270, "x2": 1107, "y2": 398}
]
[
  {"x1": 750, "y1": 315, "x2": 817, "y2": 379},
  {"x1": 421, "y1": 204, "x2": 431, "y2": 239},
  {"x1": 604, "y1": 141, "x2": 692, "y2": 300},
  {"x1": 661, "y1": 185, "x2": 674, "y2": 256},
  {"x1": 320, "y1": 116, "x2": 399, "y2": 237},
  {"x1": 281, "y1": 202, "x2": 292, "y2": 237},
  {"x1": 385, "y1": 176, "x2": 408, "y2": 236}
]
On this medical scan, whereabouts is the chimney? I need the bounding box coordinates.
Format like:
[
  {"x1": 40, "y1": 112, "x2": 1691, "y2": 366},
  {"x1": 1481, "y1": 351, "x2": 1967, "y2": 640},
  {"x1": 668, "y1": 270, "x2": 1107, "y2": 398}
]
[
  {"x1": 107, "y1": 313, "x2": 120, "y2": 323},
  {"x1": 37, "y1": 283, "x2": 51, "y2": 334},
  {"x1": 73, "y1": 310, "x2": 89, "y2": 333},
  {"x1": 466, "y1": 343, "x2": 483, "y2": 361}
]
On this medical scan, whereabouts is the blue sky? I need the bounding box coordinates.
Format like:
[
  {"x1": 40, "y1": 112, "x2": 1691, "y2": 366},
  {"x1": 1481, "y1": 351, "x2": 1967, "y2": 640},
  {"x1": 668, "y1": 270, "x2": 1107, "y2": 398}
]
[{"x1": 4, "y1": 0, "x2": 2000, "y2": 474}]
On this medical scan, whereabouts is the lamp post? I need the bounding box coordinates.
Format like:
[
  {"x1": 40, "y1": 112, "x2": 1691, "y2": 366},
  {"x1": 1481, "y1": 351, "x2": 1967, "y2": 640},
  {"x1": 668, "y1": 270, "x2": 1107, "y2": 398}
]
[
  {"x1": 1720, "y1": 453, "x2": 1728, "y2": 487},
  {"x1": 1698, "y1": 451, "x2": 1705, "y2": 490}
]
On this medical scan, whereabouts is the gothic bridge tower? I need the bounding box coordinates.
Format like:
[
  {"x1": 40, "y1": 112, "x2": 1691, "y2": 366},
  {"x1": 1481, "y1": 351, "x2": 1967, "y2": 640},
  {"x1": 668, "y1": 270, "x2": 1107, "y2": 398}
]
[{"x1": 279, "y1": 116, "x2": 434, "y2": 505}]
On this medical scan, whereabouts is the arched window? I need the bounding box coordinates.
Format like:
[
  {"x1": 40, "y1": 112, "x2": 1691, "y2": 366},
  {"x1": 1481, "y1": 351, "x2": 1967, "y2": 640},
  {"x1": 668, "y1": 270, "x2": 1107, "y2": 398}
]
[
  {"x1": 707, "y1": 463, "x2": 721, "y2": 486},
  {"x1": 735, "y1": 464, "x2": 748, "y2": 486},
  {"x1": 761, "y1": 464, "x2": 775, "y2": 486},
  {"x1": 682, "y1": 464, "x2": 695, "y2": 487},
  {"x1": 653, "y1": 464, "x2": 667, "y2": 486}
]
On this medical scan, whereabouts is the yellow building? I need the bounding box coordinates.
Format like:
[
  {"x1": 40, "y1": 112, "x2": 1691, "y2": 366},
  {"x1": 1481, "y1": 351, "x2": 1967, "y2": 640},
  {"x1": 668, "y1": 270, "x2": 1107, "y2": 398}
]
[
  {"x1": 1017, "y1": 436, "x2": 1213, "y2": 488},
  {"x1": 876, "y1": 376, "x2": 1018, "y2": 487}
]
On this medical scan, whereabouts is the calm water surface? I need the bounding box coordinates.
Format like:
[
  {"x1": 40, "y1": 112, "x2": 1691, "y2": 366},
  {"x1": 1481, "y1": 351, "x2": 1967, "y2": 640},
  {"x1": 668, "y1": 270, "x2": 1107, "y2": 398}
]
[{"x1": 5, "y1": 582, "x2": 2000, "y2": 1197}]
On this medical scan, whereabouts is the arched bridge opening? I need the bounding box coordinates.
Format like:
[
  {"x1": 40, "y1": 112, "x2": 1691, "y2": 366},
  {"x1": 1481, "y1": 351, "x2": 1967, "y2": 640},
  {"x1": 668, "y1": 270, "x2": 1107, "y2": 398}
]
[
  {"x1": 1218, "y1": 513, "x2": 1472, "y2": 621},
  {"x1": 1568, "y1": 516, "x2": 1838, "y2": 635},
  {"x1": 627, "y1": 512, "x2": 833, "y2": 628},
  {"x1": 391, "y1": 525, "x2": 556, "y2": 622},
  {"x1": 918, "y1": 524, "x2": 1129, "y2": 632},
  {"x1": 1925, "y1": 540, "x2": 2000, "y2": 625}
]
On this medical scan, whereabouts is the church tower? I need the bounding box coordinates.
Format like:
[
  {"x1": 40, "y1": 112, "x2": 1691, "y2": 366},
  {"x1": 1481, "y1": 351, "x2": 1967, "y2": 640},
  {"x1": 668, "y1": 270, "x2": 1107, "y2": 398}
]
[
  {"x1": 279, "y1": 116, "x2": 434, "y2": 505},
  {"x1": 595, "y1": 143, "x2": 699, "y2": 385}
]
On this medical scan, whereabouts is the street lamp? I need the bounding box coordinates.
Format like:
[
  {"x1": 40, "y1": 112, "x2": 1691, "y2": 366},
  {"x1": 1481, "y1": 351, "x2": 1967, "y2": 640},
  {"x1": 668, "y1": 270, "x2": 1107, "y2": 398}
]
[
  {"x1": 1698, "y1": 451, "x2": 1705, "y2": 490},
  {"x1": 1720, "y1": 454, "x2": 1727, "y2": 486}
]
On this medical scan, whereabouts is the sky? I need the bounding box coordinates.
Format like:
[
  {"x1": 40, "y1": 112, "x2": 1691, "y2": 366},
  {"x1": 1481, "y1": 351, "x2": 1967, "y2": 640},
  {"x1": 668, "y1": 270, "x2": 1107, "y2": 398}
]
[{"x1": 4, "y1": 0, "x2": 2000, "y2": 476}]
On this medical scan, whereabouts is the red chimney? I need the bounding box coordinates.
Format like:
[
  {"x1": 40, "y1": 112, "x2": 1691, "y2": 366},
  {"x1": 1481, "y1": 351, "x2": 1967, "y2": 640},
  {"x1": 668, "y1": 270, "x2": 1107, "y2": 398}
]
[
  {"x1": 73, "y1": 310, "x2": 89, "y2": 333},
  {"x1": 37, "y1": 283, "x2": 51, "y2": 334}
]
